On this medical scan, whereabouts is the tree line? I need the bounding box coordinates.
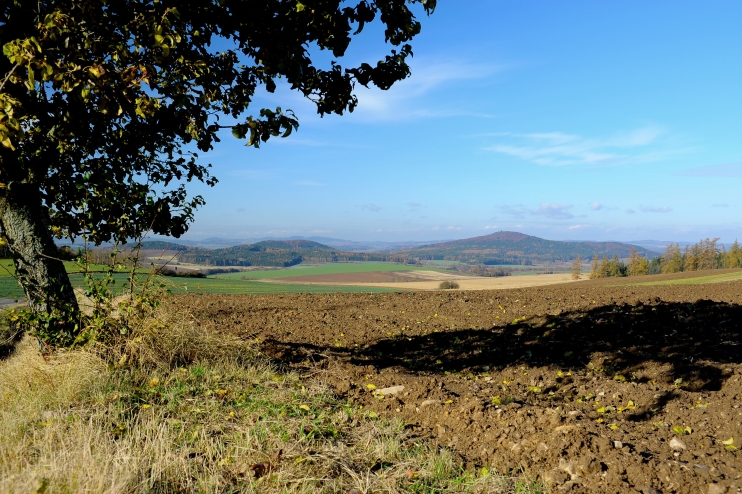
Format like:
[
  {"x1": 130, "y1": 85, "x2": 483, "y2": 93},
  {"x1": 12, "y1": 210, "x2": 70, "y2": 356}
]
[{"x1": 589, "y1": 238, "x2": 742, "y2": 278}]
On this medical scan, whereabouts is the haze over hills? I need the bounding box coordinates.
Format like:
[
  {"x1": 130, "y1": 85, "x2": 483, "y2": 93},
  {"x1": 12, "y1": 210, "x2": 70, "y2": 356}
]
[{"x1": 140, "y1": 231, "x2": 658, "y2": 267}]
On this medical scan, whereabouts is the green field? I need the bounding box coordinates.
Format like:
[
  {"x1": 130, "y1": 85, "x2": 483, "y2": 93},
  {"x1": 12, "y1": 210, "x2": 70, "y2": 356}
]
[
  {"x1": 0, "y1": 275, "x2": 398, "y2": 299},
  {"x1": 0, "y1": 259, "x2": 130, "y2": 278},
  {"x1": 216, "y1": 262, "x2": 446, "y2": 280},
  {"x1": 169, "y1": 277, "x2": 397, "y2": 294},
  {"x1": 617, "y1": 271, "x2": 742, "y2": 286}
]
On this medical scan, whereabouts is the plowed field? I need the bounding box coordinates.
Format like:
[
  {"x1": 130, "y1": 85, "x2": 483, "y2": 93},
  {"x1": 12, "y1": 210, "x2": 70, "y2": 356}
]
[{"x1": 171, "y1": 274, "x2": 742, "y2": 493}]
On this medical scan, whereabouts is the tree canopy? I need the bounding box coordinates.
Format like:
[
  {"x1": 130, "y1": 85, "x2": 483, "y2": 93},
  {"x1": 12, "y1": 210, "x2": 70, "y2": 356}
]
[{"x1": 0, "y1": 0, "x2": 435, "y2": 342}]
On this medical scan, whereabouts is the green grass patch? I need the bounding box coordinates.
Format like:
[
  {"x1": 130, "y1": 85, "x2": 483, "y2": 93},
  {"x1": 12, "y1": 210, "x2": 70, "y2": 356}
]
[
  {"x1": 170, "y1": 277, "x2": 399, "y2": 294},
  {"x1": 616, "y1": 271, "x2": 742, "y2": 286},
  {"x1": 217, "y1": 262, "x2": 446, "y2": 280}
]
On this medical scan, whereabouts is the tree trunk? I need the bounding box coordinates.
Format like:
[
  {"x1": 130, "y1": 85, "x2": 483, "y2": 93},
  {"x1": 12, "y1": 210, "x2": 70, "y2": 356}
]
[{"x1": 0, "y1": 181, "x2": 79, "y2": 344}]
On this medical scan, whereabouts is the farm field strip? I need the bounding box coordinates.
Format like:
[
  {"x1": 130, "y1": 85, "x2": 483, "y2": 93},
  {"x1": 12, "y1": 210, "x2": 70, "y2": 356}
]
[
  {"x1": 617, "y1": 270, "x2": 742, "y2": 286},
  {"x1": 216, "y1": 262, "x2": 450, "y2": 279}
]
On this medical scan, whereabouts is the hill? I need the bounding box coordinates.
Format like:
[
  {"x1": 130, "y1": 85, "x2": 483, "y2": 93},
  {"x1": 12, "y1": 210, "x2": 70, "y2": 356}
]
[
  {"x1": 174, "y1": 239, "x2": 395, "y2": 267},
  {"x1": 397, "y1": 231, "x2": 657, "y2": 264}
]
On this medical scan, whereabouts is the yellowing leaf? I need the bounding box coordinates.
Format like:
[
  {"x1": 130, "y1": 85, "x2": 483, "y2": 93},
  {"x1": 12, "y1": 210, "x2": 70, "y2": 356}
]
[
  {"x1": 613, "y1": 374, "x2": 627, "y2": 382},
  {"x1": 527, "y1": 386, "x2": 542, "y2": 394},
  {"x1": 445, "y1": 399, "x2": 453, "y2": 404},
  {"x1": 299, "y1": 404, "x2": 310, "y2": 412},
  {"x1": 366, "y1": 384, "x2": 377, "y2": 390},
  {"x1": 725, "y1": 445, "x2": 738, "y2": 451},
  {"x1": 609, "y1": 424, "x2": 620, "y2": 431},
  {"x1": 722, "y1": 437, "x2": 734, "y2": 446}
]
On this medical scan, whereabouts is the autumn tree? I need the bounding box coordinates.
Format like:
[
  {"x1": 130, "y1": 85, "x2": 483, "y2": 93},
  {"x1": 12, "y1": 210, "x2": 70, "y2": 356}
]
[
  {"x1": 627, "y1": 247, "x2": 649, "y2": 277},
  {"x1": 727, "y1": 240, "x2": 742, "y2": 268},
  {"x1": 571, "y1": 256, "x2": 581, "y2": 280},
  {"x1": 589, "y1": 253, "x2": 599, "y2": 279},
  {"x1": 0, "y1": 0, "x2": 435, "y2": 344},
  {"x1": 661, "y1": 243, "x2": 683, "y2": 274}
]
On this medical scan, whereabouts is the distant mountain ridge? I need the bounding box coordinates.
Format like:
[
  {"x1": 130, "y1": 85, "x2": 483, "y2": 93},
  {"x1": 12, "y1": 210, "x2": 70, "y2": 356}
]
[
  {"x1": 141, "y1": 232, "x2": 658, "y2": 267},
  {"x1": 399, "y1": 231, "x2": 657, "y2": 264}
]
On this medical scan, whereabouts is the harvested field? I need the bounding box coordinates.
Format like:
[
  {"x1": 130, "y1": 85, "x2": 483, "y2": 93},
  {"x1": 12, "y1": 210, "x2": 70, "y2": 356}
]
[
  {"x1": 271, "y1": 271, "x2": 583, "y2": 291},
  {"x1": 174, "y1": 274, "x2": 742, "y2": 493}
]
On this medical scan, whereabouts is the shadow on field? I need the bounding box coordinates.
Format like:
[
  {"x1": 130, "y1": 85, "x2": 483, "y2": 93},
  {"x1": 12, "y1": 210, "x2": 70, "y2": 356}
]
[{"x1": 264, "y1": 299, "x2": 741, "y2": 398}]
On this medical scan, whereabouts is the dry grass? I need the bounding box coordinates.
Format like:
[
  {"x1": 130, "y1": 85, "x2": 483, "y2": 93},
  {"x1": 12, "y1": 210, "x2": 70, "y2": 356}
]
[{"x1": 0, "y1": 308, "x2": 547, "y2": 494}]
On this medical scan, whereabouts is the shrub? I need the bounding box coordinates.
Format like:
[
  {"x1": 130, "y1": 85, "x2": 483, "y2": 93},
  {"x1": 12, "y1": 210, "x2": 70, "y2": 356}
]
[{"x1": 439, "y1": 280, "x2": 460, "y2": 290}]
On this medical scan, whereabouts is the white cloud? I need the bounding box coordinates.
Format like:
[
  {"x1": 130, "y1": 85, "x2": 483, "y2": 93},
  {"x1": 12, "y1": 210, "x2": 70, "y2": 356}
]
[
  {"x1": 352, "y1": 59, "x2": 502, "y2": 121},
  {"x1": 446, "y1": 226, "x2": 463, "y2": 230},
  {"x1": 483, "y1": 125, "x2": 667, "y2": 166},
  {"x1": 361, "y1": 203, "x2": 382, "y2": 213},
  {"x1": 678, "y1": 162, "x2": 742, "y2": 177},
  {"x1": 641, "y1": 206, "x2": 672, "y2": 213},
  {"x1": 531, "y1": 203, "x2": 574, "y2": 220},
  {"x1": 483, "y1": 225, "x2": 499, "y2": 230},
  {"x1": 590, "y1": 202, "x2": 603, "y2": 211}
]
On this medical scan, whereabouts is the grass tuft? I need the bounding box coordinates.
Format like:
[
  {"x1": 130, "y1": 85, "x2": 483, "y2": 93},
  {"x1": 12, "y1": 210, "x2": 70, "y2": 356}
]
[{"x1": 0, "y1": 307, "x2": 546, "y2": 493}]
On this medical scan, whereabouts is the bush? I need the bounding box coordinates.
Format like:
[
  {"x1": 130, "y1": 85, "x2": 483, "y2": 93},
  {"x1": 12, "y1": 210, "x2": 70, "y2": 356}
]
[{"x1": 439, "y1": 281, "x2": 460, "y2": 290}]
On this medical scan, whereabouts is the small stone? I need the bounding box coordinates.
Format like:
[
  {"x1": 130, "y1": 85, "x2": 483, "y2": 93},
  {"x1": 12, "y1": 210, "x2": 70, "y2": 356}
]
[
  {"x1": 708, "y1": 483, "x2": 728, "y2": 494},
  {"x1": 378, "y1": 385, "x2": 405, "y2": 395},
  {"x1": 670, "y1": 437, "x2": 687, "y2": 450},
  {"x1": 613, "y1": 441, "x2": 623, "y2": 449},
  {"x1": 421, "y1": 399, "x2": 440, "y2": 407}
]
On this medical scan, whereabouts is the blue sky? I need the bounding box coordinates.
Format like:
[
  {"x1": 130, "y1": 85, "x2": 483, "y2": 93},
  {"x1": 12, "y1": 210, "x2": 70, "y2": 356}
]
[{"x1": 181, "y1": 1, "x2": 742, "y2": 244}]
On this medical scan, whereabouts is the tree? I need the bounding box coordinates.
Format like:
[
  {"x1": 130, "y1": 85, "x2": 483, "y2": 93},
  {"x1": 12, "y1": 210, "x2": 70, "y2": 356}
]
[
  {"x1": 0, "y1": 0, "x2": 435, "y2": 344},
  {"x1": 627, "y1": 247, "x2": 649, "y2": 277},
  {"x1": 589, "y1": 253, "x2": 599, "y2": 279},
  {"x1": 571, "y1": 256, "x2": 581, "y2": 280},
  {"x1": 727, "y1": 240, "x2": 742, "y2": 268},
  {"x1": 661, "y1": 243, "x2": 683, "y2": 274}
]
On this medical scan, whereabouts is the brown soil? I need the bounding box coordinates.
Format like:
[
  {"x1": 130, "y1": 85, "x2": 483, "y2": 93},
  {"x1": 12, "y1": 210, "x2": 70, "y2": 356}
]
[{"x1": 172, "y1": 276, "x2": 742, "y2": 493}]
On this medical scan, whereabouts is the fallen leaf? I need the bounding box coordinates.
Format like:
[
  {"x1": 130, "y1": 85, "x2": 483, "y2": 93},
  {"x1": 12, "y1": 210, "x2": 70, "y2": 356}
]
[
  {"x1": 722, "y1": 437, "x2": 734, "y2": 445},
  {"x1": 299, "y1": 404, "x2": 311, "y2": 412},
  {"x1": 250, "y1": 461, "x2": 271, "y2": 478}
]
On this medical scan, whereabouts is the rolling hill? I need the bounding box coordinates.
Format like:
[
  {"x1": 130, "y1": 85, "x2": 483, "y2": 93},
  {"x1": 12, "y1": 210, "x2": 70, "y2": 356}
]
[
  {"x1": 396, "y1": 231, "x2": 657, "y2": 264},
  {"x1": 140, "y1": 233, "x2": 658, "y2": 268}
]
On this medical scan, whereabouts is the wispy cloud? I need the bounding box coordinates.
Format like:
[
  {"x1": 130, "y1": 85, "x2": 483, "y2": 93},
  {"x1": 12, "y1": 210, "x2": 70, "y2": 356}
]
[
  {"x1": 678, "y1": 162, "x2": 742, "y2": 177},
  {"x1": 531, "y1": 203, "x2": 574, "y2": 219},
  {"x1": 626, "y1": 208, "x2": 636, "y2": 214},
  {"x1": 499, "y1": 204, "x2": 528, "y2": 219},
  {"x1": 711, "y1": 203, "x2": 729, "y2": 208},
  {"x1": 408, "y1": 202, "x2": 426, "y2": 211},
  {"x1": 294, "y1": 180, "x2": 326, "y2": 186},
  {"x1": 590, "y1": 202, "x2": 603, "y2": 211},
  {"x1": 227, "y1": 169, "x2": 275, "y2": 180},
  {"x1": 353, "y1": 59, "x2": 502, "y2": 121},
  {"x1": 483, "y1": 126, "x2": 668, "y2": 166},
  {"x1": 641, "y1": 206, "x2": 672, "y2": 213},
  {"x1": 483, "y1": 225, "x2": 499, "y2": 230},
  {"x1": 361, "y1": 203, "x2": 381, "y2": 213}
]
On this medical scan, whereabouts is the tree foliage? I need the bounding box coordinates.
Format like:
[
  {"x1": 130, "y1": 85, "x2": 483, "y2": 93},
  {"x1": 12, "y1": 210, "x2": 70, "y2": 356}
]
[
  {"x1": 1, "y1": 0, "x2": 435, "y2": 245},
  {"x1": 0, "y1": 0, "x2": 435, "y2": 342}
]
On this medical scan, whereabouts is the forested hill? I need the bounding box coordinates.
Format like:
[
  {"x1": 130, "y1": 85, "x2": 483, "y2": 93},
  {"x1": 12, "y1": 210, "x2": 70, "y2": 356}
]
[
  {"x1": 397, "y1": 231, "x2": 658, "y2": 264},
  {"x1": 157, "y1": 239, "x2": 395, "y2": 267}
]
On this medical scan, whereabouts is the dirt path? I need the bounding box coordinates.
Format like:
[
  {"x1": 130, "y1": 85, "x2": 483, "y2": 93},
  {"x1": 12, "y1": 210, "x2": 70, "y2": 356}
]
[{"x1": 173, "y1": 277, "x2": 742, "y2": 493}]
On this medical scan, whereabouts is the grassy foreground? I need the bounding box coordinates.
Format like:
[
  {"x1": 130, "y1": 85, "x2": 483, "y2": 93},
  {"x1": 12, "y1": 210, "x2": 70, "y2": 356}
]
[{"x1": 0, "y1": 307, "x2": 545, "y2": 493}]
